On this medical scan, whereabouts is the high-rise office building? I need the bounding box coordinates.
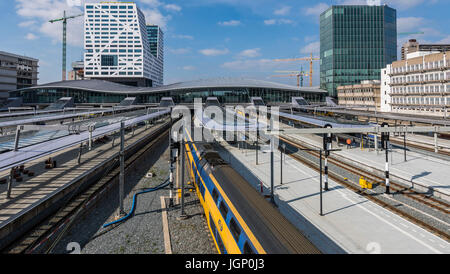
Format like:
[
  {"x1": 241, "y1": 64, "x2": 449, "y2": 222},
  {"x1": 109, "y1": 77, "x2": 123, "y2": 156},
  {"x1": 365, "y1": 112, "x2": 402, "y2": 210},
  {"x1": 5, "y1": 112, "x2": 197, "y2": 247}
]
[
  {"x1": 84, "y1": 2, "x2": 163, "y2": 87},
  {"x1": 0, "y1": 51, "x2": 39, "y2": 98},
  {"x1": 146, "y1": 25, "x2": 164, "y2": 86},
  {"x1": 320, "y1": 5, "x2": 397, "y2": 97}
]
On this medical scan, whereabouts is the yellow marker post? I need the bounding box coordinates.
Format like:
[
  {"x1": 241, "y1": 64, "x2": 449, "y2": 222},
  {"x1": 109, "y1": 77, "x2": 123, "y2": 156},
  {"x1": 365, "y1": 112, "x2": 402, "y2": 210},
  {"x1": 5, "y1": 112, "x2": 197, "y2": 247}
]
[{"x1": 359, "y1": 177, "x2": 367, "y2": 189}]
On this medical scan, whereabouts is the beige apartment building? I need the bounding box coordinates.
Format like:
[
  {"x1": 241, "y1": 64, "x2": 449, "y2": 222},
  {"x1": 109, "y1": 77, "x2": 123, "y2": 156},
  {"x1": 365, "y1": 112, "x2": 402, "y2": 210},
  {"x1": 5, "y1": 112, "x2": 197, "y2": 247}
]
[
  {"x1": 337, "y1": 80, "x2": 381, "y2": 111},
  {"x1": 401, "y1": 39, "x2": 450, "y2": 61},
  {"x1": 381, "y1": 51, "x2": 450, "y2": 117}
]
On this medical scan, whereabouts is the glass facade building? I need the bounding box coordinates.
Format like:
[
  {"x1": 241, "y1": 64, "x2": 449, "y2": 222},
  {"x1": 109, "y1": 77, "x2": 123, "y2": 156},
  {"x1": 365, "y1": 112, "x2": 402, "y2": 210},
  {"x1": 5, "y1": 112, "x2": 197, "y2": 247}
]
[
  {"x1": 146, "y1": 25, "x2": 164, "y2": 86},
  {"x1": 320, "y1": 5, "x2": 397, "y2": 98},
  {"x1": 9, "y1": 78, "x2": 327, "y2": 105}
]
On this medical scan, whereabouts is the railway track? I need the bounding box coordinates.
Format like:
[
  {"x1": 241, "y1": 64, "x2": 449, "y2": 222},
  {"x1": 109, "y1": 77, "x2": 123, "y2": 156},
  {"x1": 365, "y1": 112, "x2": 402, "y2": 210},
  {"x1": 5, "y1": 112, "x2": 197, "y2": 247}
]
[
  {"x1": 277, "y1": 135, "x2": 450, "y2": 242},
  {"x1": 389, "y1": 137, "x2": 450, "y2": 157},
  {"x1": 280, "y1": 114, "x2": 450, "y2": 158},
  {"x1": 2, "y1": 119, "x2": 171, "y2": 254}
]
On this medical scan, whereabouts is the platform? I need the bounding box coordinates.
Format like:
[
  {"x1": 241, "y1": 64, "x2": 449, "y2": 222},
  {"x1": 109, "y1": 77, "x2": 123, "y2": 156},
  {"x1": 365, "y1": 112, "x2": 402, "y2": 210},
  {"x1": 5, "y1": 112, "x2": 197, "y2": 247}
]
[
  {"x1": 283, "y1": 133, "x2": 450, "y2": 198},
  {"x1": 216, "y1": 142, "x2": 450, "y2": 254},
  {"x1": 0, "y1": 120, "x2": 167, "y2": 249}
]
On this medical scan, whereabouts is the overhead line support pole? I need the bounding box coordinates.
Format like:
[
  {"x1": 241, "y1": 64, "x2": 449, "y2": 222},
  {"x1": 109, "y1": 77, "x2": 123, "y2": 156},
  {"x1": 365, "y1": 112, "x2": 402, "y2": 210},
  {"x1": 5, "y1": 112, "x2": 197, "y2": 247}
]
[{"x1": 119, "y1": 121, "x2": 125, "y2": 216}]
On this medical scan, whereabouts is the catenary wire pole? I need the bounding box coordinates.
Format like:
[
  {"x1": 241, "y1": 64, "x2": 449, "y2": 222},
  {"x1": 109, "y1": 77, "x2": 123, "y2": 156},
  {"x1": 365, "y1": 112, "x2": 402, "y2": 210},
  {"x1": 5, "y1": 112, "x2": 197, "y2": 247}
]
[
  {"x1": 404, "y1": 133, "x2": 407, "y2": 162},
  {"x1": 381, "y1": 122, "x2": 390, "y2": 194},
  {"x1": 169, "y1": 108, "x2": 174, "y2": 207},
  {"x1": 269, "y1": 112, "x2": 276, "y2": 205},
  {"x1": 323, "y1": 124, "x2": 332, "y2": 191},
  {"x1": 319, "y1": 149, "x2": 323, "y2": 216},
  {"x1": 179, "y1": 129, "x2": 188, "y2": 219},
  {"x1": 119, "y1": 121, "x2": 125, "y2": 216}
]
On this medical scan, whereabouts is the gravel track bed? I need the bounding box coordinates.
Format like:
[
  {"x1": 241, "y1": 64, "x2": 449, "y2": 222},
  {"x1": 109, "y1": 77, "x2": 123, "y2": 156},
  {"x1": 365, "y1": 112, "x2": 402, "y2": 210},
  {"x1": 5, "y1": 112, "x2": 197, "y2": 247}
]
[
  {"x1": 52, "y1": 138, "x2": 170, "y2": 254},
  {"x1": 166, "y1": 157, "x2": 217, "y2": 254}
]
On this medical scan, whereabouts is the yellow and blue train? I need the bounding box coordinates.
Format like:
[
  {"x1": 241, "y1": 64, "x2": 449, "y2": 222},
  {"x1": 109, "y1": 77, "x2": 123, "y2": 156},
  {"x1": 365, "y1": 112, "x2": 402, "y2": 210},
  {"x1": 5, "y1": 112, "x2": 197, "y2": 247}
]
[{"x1": 183, "y1": 130, "x2": 320, "y2": 254}]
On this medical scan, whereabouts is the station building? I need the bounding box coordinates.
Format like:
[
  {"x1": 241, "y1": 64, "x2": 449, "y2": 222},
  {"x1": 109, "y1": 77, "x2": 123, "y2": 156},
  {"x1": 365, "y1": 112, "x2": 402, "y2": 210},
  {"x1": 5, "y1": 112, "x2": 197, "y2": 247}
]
[
  {"x1": 381, "y1": 51, "x2": 450, "y2": 117},
  {"x1": 8, "y1": 78, "x2": 327, "y2": 107}
]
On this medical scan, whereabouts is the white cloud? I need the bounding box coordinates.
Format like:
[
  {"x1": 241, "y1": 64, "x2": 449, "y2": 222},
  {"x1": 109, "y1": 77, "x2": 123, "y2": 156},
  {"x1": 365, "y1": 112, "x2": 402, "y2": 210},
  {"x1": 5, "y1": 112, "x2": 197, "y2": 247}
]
[
  {"x1": 172, "y1": 34, "x2": 194, "y2": 40},
  {"x1": 140, "y1": 0, "x2": 162, "y2": 7},
  {"x1": 337, "y1": 0, "x2": 434, "y2": 10},
  {"x1": 274, "y1": 6, "x2": 291, "y2": 16},
  {"x1": 14, "y1": 0, "x2": 174, "y2": 47},
  {"x1": 264, "y1": 19, "x2": 276, "y2": 25},
  {"x1": 164, "y1": 4, "x2": 182, "y2": 12},
  {"x1": 142, "y1": 9, "x2": 171, "y2": 30},
  {"x1": 15, "y1": 0, "x2": 85, "y2": 47},
  {"x1": 264, "y1": 19, "x2": 294, "y2": 25},
  {"x1": 199, "y1": 48, "x2": 230, "y2": 56},
  {"x1": 169, "y1": 48, "x2": 191, "y2": 54},
  {"x1": 437, "y1": 35, "x2": 450, "y2": 44},
  {"x1": 25, "y1": 33, "x2": 39, "y2": 40},
  {"x1": 183, "y1": 66, "x2": 196, "y2": 71},
  {"x1": 19, "y1": 20, "x2": 36, "y2": 28},
  {"x1": 221, "y1": 58, "x2": 284, "y2": 71},
  {"x1": 300, "y1": 42, "x2": 320, "y2": 55},
  {"x1": 218, "y1": 20, "x2": 241, "y2": 26},
  {"x1": 397, "y1": 17, "x2": 425, "y2": 33},
  {"x1": 304, "y1": 3, "x2": 329, "y2": 17},
  {"x1": 238, "y1": 48, "x2": 261, "y2": 58}
]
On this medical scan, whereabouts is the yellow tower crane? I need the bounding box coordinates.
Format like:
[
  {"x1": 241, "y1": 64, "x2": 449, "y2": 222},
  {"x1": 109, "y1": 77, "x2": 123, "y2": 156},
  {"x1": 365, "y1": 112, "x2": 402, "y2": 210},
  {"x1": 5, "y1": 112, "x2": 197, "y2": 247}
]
[
  {"x1": 271, "y1": 69, "x2": 310, "y2": 87},
  {"x1": 273, "y1": 53, "x2": 320, "y2": 87}
]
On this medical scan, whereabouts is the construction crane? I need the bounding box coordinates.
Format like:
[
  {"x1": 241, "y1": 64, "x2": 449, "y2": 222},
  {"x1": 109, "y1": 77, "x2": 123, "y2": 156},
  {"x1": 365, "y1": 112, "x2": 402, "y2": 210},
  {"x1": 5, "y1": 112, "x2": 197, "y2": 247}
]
[
  {"x1": 398, "y1": 31, "x2": 425, "y2": 36},
  {"x1": 49, "y1": 11, "x2": 84, "y2": 81},
  {"x1": 272, "y1": 67, "x2": 310, "y2": 87},
  {"x1": 273, "y1": 53, "x2": 320, "y2": 87}
]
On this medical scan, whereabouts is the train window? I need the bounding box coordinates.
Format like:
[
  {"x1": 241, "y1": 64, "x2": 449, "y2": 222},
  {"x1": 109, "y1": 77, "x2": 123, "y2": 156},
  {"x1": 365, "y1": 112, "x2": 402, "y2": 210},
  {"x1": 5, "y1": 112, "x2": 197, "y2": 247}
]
[
  {"x1": 212, "y1": 188, "x2": 219, "y2": 204},
  {"x1": 229, "y1": 218, "x2": 241, "y2": 241},
  {"x1": 217, "y1": 233, "x2": 226, "y2": 254},
  {"x1": 243, "y1": 242, "x2": 255, "y2": 254},
  {"x1": 219, "y1": 201, "x2": 228, "y2": 219},
  {"x1": 209, "y1": 213, "x2": 216, "y2": 236}
]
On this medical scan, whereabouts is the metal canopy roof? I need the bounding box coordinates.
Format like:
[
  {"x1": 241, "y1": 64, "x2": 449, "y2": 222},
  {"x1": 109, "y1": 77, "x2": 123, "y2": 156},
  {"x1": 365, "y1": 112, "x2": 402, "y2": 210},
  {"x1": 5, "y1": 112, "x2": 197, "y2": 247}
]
[{"x1": 13, "y1": 78, "x2": 327, "y2": 95}]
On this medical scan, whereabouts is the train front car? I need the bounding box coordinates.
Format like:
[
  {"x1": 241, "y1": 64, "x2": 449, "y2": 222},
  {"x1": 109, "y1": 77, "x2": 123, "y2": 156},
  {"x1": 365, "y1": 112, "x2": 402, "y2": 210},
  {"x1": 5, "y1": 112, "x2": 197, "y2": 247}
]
[{"x1": 184, "y1": 131, "x2": 321, "y2": 254}]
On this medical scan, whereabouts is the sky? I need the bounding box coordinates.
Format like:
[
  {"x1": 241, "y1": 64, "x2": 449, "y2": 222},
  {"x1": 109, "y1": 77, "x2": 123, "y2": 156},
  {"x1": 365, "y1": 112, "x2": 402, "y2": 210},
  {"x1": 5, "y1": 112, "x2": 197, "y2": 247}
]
[{"x1": 1, "y1": 0, "x2": 449, "y2": 86}]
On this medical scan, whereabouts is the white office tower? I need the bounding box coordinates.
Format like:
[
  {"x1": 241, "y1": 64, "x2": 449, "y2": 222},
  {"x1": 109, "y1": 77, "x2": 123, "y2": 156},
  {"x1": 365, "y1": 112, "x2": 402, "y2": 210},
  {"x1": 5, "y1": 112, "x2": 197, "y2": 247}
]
[{"x1": 84, "y1": 2, "x2": 162, "y2": 87}]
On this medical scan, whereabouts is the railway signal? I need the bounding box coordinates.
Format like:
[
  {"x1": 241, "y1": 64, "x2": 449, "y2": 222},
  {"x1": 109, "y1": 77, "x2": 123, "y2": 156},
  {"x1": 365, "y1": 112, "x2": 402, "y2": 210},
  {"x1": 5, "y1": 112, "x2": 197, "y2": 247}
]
[
  {"x1": 323, "y1": 124, "x2": 333, "y2": 191},
  {"x1": 381, "y1": 122, "x2": 391, "y2": 194}
]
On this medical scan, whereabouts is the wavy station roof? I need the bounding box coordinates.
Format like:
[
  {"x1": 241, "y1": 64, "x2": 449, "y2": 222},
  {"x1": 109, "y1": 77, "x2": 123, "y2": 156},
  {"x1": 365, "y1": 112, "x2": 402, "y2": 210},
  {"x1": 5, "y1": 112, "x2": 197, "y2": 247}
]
[{"x1": 14, "y1": 78, "x2": 327, "y2": 94}]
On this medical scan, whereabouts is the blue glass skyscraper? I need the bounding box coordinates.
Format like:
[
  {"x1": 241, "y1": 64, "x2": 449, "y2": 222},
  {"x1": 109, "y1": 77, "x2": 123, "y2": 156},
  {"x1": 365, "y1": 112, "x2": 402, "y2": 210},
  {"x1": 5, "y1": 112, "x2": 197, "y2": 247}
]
[{"x1": 320, "y1": 5, "x2": 397, "y2": 97}]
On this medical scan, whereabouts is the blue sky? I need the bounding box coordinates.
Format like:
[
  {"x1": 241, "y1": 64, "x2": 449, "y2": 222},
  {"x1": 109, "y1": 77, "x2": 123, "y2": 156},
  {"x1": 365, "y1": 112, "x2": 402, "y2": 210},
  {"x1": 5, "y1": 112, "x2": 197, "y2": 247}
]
[{"x1": 1, "y1": 0, "x2": 449, "y2": 86}]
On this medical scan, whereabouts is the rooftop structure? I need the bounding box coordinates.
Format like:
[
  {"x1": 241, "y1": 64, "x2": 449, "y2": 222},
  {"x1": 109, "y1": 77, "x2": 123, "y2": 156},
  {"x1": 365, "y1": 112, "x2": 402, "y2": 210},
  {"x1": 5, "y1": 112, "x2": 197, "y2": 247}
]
[
  {"x1": 68, "y1": 61, "x2": 86, "y2": 81},
  {"x1": 401, "y1": 39, "x2": 450, "y2": 60}
]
